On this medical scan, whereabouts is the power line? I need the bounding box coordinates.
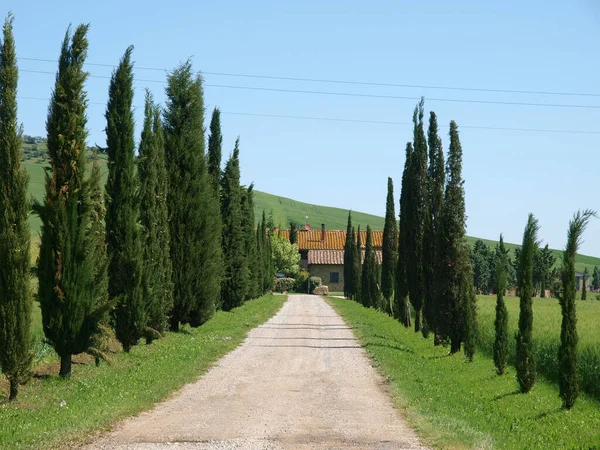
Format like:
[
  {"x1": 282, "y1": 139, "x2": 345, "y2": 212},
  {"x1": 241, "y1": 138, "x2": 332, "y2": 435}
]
[
  {"x1": 16, "y1": 96, "x2": 600, "y2": 135},
  {"x1": 18, "y1": 56, "x2": 600, "y2": 98},
  {"x1": 18, "y1": 69, "x2": 600, "y2": 110}
]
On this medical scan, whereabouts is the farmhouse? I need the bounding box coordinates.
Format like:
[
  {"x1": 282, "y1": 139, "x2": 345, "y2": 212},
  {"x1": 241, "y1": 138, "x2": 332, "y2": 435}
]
[{"x1": 280, "y1": 224, "x2": 382, "y2": 292}]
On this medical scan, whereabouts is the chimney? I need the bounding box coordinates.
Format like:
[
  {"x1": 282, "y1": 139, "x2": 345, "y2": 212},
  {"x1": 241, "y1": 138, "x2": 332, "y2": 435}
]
[{"x1": 321, "y1": 223, "x2": 325, "y2": 243}]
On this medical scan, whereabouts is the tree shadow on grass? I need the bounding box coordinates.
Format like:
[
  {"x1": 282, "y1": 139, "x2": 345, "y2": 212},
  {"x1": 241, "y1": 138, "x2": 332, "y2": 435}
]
[
  {"x1": 532, "y1": 407, "x2": 562, "y2": 420},
  {"x1": 364, "y1": 342, "x2": 414, "y2": 354},
  {"x1": 493, "y1": 389, "x2": 521, "y2": 401}
]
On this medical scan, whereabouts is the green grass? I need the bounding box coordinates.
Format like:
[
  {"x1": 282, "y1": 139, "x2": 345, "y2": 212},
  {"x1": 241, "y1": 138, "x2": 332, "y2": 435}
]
[
  {"x1": 0, "y1": 295, "x2": 286, "y2": 450},
  {"x1": 327, "y1": 297, "x2": 600, "y2": 449},
  {"x1": 477, "y1": 295, "x2": 600, "y2": 400}
]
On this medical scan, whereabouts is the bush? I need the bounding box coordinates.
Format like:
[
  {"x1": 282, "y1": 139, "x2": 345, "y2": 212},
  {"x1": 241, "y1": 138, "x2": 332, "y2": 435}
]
[
  {"x1": 273, "y1": 277, "x2": 295, "y2": 293},
  {"x1": 293, "y1": 273, "x2": 322, "y2": 293},
  {"x1": 596, "y1": 294, "x2": 600, "y2": 301},
  {"x1": 309, "y1": 277, "x2": 322, "y2": 292}
]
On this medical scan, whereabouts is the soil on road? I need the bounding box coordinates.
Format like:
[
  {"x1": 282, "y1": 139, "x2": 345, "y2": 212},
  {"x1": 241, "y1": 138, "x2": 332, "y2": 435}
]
[{"x1": 86, "y1": 295, "x2": 427, "y2": 450}]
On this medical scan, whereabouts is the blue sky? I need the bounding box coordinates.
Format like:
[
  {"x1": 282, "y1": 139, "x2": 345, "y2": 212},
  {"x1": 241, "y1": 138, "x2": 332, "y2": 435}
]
[{"x1": 8, "y1": 0, "x2": 600, "y2": 255}]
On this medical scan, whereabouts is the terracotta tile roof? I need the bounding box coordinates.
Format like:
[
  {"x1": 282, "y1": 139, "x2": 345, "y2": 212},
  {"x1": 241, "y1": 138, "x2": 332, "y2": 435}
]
[
  {"x1": 308, "y1": 249, "x2": 382, "y2": 265},
  {"x1": 280, "y1": 229, "x2": 383, "y2": 250}
]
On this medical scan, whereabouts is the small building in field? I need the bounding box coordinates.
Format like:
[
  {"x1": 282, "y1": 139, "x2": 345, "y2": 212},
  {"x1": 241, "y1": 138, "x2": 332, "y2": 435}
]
[{"x1": 280, "y1": 224, "x2": 383, "y2": 293}]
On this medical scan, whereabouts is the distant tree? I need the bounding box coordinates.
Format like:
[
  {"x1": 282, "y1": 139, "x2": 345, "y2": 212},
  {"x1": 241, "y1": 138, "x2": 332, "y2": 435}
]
[
  {"x1": 592, "y1": 266, "x2": 600, "y2": 291},
  {"x1": 558, "y1": 210, "x2": 596, "y2": 409},
  {"x1": 0, "y1": 14, "x2": 32, "y2": 400},
  {"x1": 344, "y1": 211, "x2": 354, "y2": 299},
  {"x1": 138, "y1": 92, "x2": 173, "y2": 343},
  {"x1": 207, "y1": 107, "x2": 222, "y2": 191},
  {"x1": 381, "y1": 178, "x2": 397, "y2": 314},
  {"x1": 221, "y1": 139, "x2": 249, "y2": 310},
  {"x1": 423, "y1": 111, "x2": 445, "y2": 340},
  {"x1": 361, "y1": 226, "x2": 379, "y2": 308},
  {"x1": 259, "y1": 211, "x2": 274, "y2": 293},
  {"x1": 395, "y1": 143, "x2": 412, "y2": 327},
  {"x1": 37, "y1": 25, "x2": 110, "y2": 377},
  {"x1": 539, "y1": 245, "x2": 556, "y2": 297},
  {"x1": 515, "y1": 213, "x2": 539, "y2": 393},
  {"x1": 289, "y1": 220, "x2": 298, "y2": 245},
  {"x1": 493, "y1": 235, "x2": 509, "y2": 375},
  {"x1": 435, "y1": 121, "x2": 475, "y2": 355},
  {"x1": 471, "y1": 240, "x2": 493, "y2": 294},
  {"x1": 354, "y1": 226, "x2": 362, "y2": 301},
  {"x1": 406, "y1": 99, "x2": 428, "y2": 332},
  {"x1": 241, "y1": 185, "x2": 259, "y2": 299},
  {"x1": 581, "y1": 267, "x2": 588, "y2": 300},
  {"x1": 105, "y1": 47, "x2": 146, "y2": 352},
  {"x1": 271, "y1": 236, "x2": 300, "y2": 276},
  {"x1": 164, "y1": 61, "x2": 223, "y2": 329}
]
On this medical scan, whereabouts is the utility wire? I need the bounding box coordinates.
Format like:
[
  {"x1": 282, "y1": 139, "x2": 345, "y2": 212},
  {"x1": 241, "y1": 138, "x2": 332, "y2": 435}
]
[
  {"x1": 18, "y1": 56, "x2": 600, "y2": 98},
  {"x1": 18, "y1": 69, "x2": 600, "y2": 110},
  {"x1": 17, "y1": 96, "x2": 600, "y2": 135}
]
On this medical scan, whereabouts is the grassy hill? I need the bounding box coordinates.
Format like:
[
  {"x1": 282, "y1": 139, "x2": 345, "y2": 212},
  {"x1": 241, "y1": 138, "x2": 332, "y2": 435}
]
[
  {"x1": 253, "y1": 191, "x2": 600, "y2": 273},
  {"x1": 22, "y1": 158, "x2": 600, "y2": 273}
]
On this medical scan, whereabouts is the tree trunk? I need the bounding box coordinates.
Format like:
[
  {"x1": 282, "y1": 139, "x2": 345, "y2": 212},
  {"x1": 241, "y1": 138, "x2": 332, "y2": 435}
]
[
  {"x1": 434, "y1": 333, "x2": 443, "y2": 346},
  {"x1": 59, "y1": 354, "x2": 72, "y2": 378},
  {"x1": 170, "y1": 316, "x2": 179, "y2": 332},
  {"x1": 9, "y1": 377, "x2": 18, "y2": 401},
  {"x1": 414, "y1": 310, "x2": 422, "y2": 332},
  {"x1": 450, "y1": 339, "x2": 461, "y2": 354},
  {"x1": 405, "y1": 301, "x2": 412, "y2": 328}
]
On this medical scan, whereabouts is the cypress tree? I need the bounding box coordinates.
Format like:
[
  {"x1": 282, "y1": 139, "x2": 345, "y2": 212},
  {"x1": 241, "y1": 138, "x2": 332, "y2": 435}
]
[
  {"x1": 343, "y1": 211, "x2": 354, "y2": 299},
  {"x1": 105, "y1": 47, "x2": 145, "y2": 352},
  {"x1": 516, "y1": 213, "x2": 540, "y2": 393},
  {"x1": 354, "y1": 225, "x2": 362, "y2": 301},
  {"x1": 207, "y1": 107, "x2": 222, "y2": 191},
  {"x1": 406, "y1": 99, "x2": 428, "y2": 332},
  {"x1": 221, "y1": 138, "x2": 249, "y2": 310},
  {"x1": 0, "y1": 14, "x2": 32, "y2": 400},
  {"x1": 435, "y1": 121, "x2": 474, "y2": 354},
  {"x1": 558, "y1": 210, "x2": 596, "y2": 409},
  {"x1": 241, "y1": 184, "x2": 259, "y2": 300},
  {"x1": 395, "y1": 143, "x2": 412, "y2": 327},
  {"x1": 423, "y1": 112, "x2": 445, "y2": 340},
  {"x1": 289, "y1": 220, "x2": 298, "y2": 245},
  {"x1": 37, "y1": 25, "x2": 110, "y2": 377},
  {"x1": 592, "y1": 266, "x2": 600, "y2": 291},
  {"x1": 361, "y1": 226, "x2": 378, "y2": 308},
  {"x1": 381, "y1": 178, "x2": 397, "y2": 314},
  {"x1": 259, "y1": 211, "x2": 273, "y2": 293},
  {"x1": 138, "y1": 91, "x2": 173, "y2": 343},
  {"x1": 493, "y1": 234, "x2": 509, "y2": 375},
  {"x1": 581, "y1": 267, "x2": 588, "y2": 300},
  {"x1": 164, "y1": 61, "x2": 223, "y2": 329}
]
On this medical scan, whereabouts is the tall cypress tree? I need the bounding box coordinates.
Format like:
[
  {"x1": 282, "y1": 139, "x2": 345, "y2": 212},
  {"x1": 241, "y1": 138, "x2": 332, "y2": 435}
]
[
  {"x1": 0, "y1": 14, "x2": 32, "y2": 400},
  {"x1": 37, "y1": 25, "x2": 110, "y2": 377},
  {"x1": 435, "y1": 121, "x2": 474, "y2": 354},
  {"x1": 221, "y1": 138, "x2": 249, "y2": 310},
  {"x1": 423, "y1": 111, "x2": 445, "y2": 340},
  {"x1": 361, "y1": 226, "x2": 378, "y2": 308},
  {"x1": 406, "y1": 99, "x2": 428, "y2": 332},
  {"x1": 259, "y1": 211, "x2": 273, "y2": 293},
  {"x1": 207, "y1": 107, "x2": 222, "y2": 191},
  {"x1": 241, "y1": 184, "x2": 258, "y2": 300},
  {"x1": 354, "y1": 225, "x2": 362, "y2": 301},
  {"x1": 343, "y1": 211, "x2": 354, "y2": 299},
  {"x1": 516, "y1": 213, "x2": 539, "y2": 393},
  {"x1": 581, "y1": 267, "x2": 588, "y2": 300},
  {"x1": 105, "y1": 47, "x2": 145, "y2": 352},
  {"x1": 138, "y1": 91, "x2": 173, "y2": 343},
  {"x1": 381, "y1": 178, "x2": 397, "y2": 314},
  {"x1": 164, "y1": 61, "x2": 223, "y2": 329},
  {"x1": 493, "y1": 235, "x2": 509, "y2": 375},
  {"x1": 558, "y1": 210, "x2": 596, "y2": 409},
  {"x1": 395, "y1": 143, "x2": 412, "y2": 327}
]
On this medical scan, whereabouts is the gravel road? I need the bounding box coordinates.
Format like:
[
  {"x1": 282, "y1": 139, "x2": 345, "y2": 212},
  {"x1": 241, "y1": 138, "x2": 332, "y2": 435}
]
[{"x1": 85, "y1": 295, "x2": 427, "y2": 450}]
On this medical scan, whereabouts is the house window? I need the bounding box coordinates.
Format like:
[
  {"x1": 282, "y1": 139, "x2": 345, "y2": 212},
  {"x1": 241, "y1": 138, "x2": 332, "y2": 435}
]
[{"x1": 330, "y1": 272, "x2": 339, "y2": 283}]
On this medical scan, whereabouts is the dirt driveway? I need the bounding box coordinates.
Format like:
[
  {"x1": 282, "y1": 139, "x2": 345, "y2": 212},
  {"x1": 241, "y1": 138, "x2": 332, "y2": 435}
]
[{"x1": 86, "y1": 295, "x2": 427, "y2": 449}]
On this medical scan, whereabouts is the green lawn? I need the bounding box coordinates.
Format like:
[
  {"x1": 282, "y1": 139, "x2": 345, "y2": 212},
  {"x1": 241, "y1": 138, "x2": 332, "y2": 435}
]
[
  {"x1": 327, "y1": 297, "x2": 600, "y2": 449},
  {"x1": 0, "y1": 295, "x2": 286, "y2": 450}
]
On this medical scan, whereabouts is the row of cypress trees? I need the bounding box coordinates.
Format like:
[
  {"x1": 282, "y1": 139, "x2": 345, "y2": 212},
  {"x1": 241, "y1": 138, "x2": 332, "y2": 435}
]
[
  {"x1": 0, "y1": 18, "x2": 272, "y2": 398},
  {"x1": 343, "y1": 100, "x2": 477, "y2": 359}
]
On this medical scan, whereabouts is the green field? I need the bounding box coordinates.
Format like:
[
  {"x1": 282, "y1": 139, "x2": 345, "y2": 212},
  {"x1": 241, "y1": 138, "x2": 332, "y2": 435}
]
[
  {"x1": 327, "y1": 297, "x2": 600, "y2": 449},
  {"x1": 0, "y1": 295, "x2": 286, "y2": 450}
]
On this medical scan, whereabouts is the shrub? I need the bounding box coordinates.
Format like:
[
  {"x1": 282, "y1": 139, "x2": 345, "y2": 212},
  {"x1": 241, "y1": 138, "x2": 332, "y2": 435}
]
[
  {"x1": 294, "y1": 274, "x2": 322, "y2": 294},
  {"x1": 273, "y1": 277, "x2": 295, "y2": 293}
]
